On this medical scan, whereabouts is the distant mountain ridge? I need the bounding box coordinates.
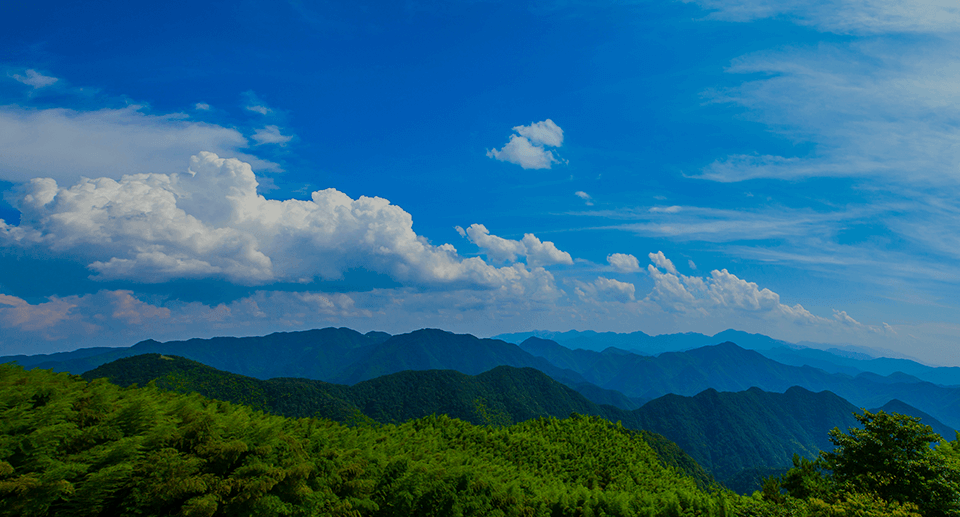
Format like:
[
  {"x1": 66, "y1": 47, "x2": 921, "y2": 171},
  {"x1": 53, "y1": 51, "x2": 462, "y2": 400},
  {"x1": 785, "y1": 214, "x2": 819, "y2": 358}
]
[
  {"x1": 7, "y1": 326, "x2": 960, "y2": 428},
  {"x1": 2, "y1": 327, "x2": 635, "y2": 411},
  {"x1": 518, "y1": 338, "x2": 960, "y2": 430},
  {"x1": 496, "y1": 329, "x2": 958, "y2": 386}
]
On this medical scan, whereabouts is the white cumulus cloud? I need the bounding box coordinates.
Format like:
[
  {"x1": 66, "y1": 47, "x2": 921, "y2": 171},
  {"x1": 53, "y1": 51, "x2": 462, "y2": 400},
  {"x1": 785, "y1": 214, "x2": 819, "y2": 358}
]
[
  {"x1": 607, "y1": 253, "x2": 641, "y2": 273},
  {"x1": 576, "y1": 276, "x2": 637, "y2": 303},
  {"x1": 0, "y1": 152, "x2": 558, "y2": 295},
  {"x1": 643, "y1": 251, "x2": 888, "y2": 334},
  {"x1": 463, "y1": 223, "x2": 573, "y2": 266},
  {"x1": 487, "y1": 119, "x2": 565, "y2": 170}
]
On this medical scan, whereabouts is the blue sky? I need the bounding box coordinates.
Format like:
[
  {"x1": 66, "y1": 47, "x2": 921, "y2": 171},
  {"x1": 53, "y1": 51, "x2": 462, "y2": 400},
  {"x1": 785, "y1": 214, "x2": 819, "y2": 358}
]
[{"x1": 2, "y1": 0, "x2": 960, "y2": 365}]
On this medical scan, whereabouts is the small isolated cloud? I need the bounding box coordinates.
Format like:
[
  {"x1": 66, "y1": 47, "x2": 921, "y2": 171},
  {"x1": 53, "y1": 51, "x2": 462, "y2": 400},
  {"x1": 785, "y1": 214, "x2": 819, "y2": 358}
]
[
  {"x1": 575, "y1": 191, "x2": 594, "y2": 206},
  {"x1": 10, "y1": 69, "x2": 58, "y2": 88},
  {"x1": 252, "y1": 125, "x2": 294, "y2": 146},
  {"x1": 607, "y1": 253, "x2": 641, "y2": 273},
  {"x1": 649, "y1": 205, "x2": 682, "y2": 213},
  {"x1": 487, "y1": 119, "x2": 565, "y2": 170},
  {"x1": 195, "y1": 103, "x2": 211, "y2": 111},
  {"x1": 463, "y1": 223, "x2": 573, "y2": 266},
  {"x1": 246, "y1": 105, "x2": 271, "y2": 115},
  {"x1": 688, "y1": 259, "x2": 697, "y2": 270},
  {"x1": 242, "y1": 91, "x2": 273, "y2": 115}
]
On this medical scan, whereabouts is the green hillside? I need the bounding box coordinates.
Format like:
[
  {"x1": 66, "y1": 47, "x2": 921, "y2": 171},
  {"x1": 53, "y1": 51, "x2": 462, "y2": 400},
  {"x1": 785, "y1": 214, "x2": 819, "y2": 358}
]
[
  {"x1": 81, "y1": 354, "x2": 713, "y2": 486},
  {"x1": 1, "y1": 363, "x2": 750, "y2": 517},
  {"x1": 633, "y1": 386, "x2": 863, "y2": 483}
]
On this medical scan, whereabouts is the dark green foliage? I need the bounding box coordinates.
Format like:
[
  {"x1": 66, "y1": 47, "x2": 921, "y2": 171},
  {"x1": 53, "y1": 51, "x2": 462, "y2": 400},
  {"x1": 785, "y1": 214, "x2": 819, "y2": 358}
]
[
  {"x1": 2, "y1": 364, "x2": 740, "y2": 517},
  {"x1": 632, "y1": 386, "x2": 863, "y2": 481},
  {"x1": 822, "y1": 411, "x2": 960, "y2": 517},
  {"x1": 82, "y1": 355, "x2": 714, "y2": 486}
]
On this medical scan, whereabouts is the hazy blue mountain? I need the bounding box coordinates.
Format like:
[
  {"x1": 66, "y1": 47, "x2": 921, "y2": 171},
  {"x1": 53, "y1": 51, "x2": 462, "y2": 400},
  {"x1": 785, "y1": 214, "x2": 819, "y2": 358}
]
[
  {"x1": 521, "y1": 338, "x2": 960, "y2": 430},
  {"x1": 872, "y1": 399, "x2": 957, "y2": 439},
  {"x1": 332, "y1": 329, "x2": 580, "y2": 384},
  {"x1": 2, "y1": 327, "x2": 390, "y2": 379},
  {"x1": 10, "y1": 327, "x2": 634, "y2": 411},
  {"x1": 499, "y1": 329, "x2": 960, "y2": 387},
  {"x1": 498, "y1": 328, "x2": 794, "y2": 355},
  {"x1": 761, "y1": 346, "x2": 960, "y2": 386}
]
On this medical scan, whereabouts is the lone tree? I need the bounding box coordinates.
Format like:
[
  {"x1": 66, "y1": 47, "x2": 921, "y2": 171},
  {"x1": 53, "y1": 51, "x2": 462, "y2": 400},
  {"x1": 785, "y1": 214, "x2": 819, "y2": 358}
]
[{"x1": 822, "y1": 410, "x2": 960, "y2": 517}]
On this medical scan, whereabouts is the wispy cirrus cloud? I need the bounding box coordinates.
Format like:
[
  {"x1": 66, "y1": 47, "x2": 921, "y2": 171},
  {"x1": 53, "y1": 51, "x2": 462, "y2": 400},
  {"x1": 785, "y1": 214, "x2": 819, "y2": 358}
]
[
  {"x1": 0, "y1": 105, "x2": 280, "y2": 183},
  {"x1": 683, "y1": 0, "x2": 960, "y2": 35},
  {"x1": 9, "y1": 69, "x2": 58, "y2": 88}
]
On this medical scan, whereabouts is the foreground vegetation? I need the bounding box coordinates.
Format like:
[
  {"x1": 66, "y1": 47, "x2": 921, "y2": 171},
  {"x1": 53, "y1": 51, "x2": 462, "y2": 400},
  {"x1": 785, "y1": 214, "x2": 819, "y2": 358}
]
[{"x1": 1, "y1": 364, "x2": 958, "y2": 516}]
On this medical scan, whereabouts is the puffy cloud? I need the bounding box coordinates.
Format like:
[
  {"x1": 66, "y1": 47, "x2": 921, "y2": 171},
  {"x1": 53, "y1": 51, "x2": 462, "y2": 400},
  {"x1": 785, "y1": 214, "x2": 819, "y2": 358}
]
[
  {"x1": 643, "y1": 251, "x2": 886, "y2": 332},
  {"x1": 252, "y1": 125, "x2": 294, "y2": 146},
  {"x1": 0, "y1": 105, "x2": 279, "y2": 183},
  {"x1": 607, "y1": 253, "x2": 641, "y2": 273},
  {"x1": 0, "y1": 293, "x2": 76, "y2": 332},
  {"x1": 10, "y1": 69, "x2": 58, "y2": 88},
  {"x1": 576, "y1": 277, "x2": 636, "y2": 303},
  {"x1": 462, "y1": 224, "x2": 573, "y2": 266},
  {"x1": 575, "y1": 191, "x2": 594, "y2": 206},
  {"x1": 648, "y1": 251, "x2": 678, "y2": 275},
  {"x1": 688, "y1": 259, "x2": 697, "y2": 270},
  {"x1": 515, "y1": 119, "x2": 564, "y2": 147},
  {"x1": 486, "y1": 119, "x2": 565, "y2": 170},
  {"x1": 0, "y1": 153, "x2": 557, "y2": 295},
  {"x1": 195, "y1": 103, "x2": 211, "y2": 111}
]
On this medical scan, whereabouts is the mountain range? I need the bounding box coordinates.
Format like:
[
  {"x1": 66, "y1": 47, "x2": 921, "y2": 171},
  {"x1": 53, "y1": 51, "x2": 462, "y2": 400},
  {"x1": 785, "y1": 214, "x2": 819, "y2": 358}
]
[{"x1": 7, "y1": 326, "x2": 959, "y2": 493}]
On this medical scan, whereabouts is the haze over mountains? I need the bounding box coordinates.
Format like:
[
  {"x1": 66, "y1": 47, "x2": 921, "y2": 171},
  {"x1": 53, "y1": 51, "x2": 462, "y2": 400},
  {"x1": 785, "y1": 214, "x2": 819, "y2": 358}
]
[{"x1": 6, "y1": 326, "x2": 958, "y2": 492}]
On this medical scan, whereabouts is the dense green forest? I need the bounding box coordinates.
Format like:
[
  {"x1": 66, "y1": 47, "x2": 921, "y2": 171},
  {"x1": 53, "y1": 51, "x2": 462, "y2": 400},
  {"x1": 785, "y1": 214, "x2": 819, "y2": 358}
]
[
  {"x1": 80, "y1": 354, "x2": 712, "y2": 487},
  {"x1": 4, "y1": 363, "x2": 960, "y2": 516},
  {"x1": 84, "y1": 354, "x2": 953, "y2": 492}
]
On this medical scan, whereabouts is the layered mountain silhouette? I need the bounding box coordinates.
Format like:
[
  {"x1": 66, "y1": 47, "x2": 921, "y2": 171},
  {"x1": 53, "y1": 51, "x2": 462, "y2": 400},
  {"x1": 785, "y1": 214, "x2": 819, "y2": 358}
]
[{"x1": 518, "y1": 338, "x2": 960, "y2": 430}]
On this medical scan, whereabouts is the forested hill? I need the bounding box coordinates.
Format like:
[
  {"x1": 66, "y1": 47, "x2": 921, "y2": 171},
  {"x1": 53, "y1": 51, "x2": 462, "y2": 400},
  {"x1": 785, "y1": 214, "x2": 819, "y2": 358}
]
[
  {"x1": 632, "y1": 386, "x2": 861, "y2": 482},
  {"x1": 81, "y1": 354, "x2": 712, "y2": 487},
  {"x1": 0, "y1": 363, "x2": 741, "y2": 517},
  {"x1": 82, "y1": 353, "x2": 951, "y2": 493}
]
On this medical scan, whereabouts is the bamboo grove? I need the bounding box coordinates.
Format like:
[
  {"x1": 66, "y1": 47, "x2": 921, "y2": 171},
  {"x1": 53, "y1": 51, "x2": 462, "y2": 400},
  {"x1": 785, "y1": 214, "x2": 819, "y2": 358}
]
[{"x1": 2, "y1": 364, "x2": 958, "y2": 516}]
